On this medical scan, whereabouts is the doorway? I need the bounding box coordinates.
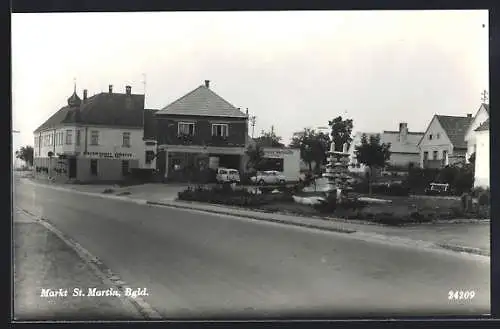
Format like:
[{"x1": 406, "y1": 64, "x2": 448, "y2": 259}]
[{"x1": 69, "y1": 158, "x2": 77, "y2": 178}]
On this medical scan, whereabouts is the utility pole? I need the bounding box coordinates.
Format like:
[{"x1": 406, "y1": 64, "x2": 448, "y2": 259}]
[
  {"x1": 481, "y1": 90, "x2": 489, "y2": 104},
  {"x1": 250, "y1": 115, "x2": 257, "y2": 138}
]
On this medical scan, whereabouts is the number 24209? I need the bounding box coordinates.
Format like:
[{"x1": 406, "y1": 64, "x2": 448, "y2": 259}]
[{"x1": 448, "y1": 290, "x2": 475, "y2": 301}]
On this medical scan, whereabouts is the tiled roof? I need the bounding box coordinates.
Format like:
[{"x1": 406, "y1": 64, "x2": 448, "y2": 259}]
[
  {"x1": 382, "y1": 131, "x2": 424, "y2": 154},
  {"x1": 34, "y1": 92, "x2": 145, "y2": 133},
  {"x1": 143, "y1": 109, "x2": 158, "y2": 140},
  {"x1": 436, "y1": 115, "x2": 473, "y2": 149},
  {"x1": 156, "y1": 84, "x2": 247, "y2": 118},
  {"x1": 475, "y1": 118, "x2": 489, "y2": 132}
]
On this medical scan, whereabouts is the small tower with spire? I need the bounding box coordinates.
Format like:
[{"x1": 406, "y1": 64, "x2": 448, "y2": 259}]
[{"x1": 67, "y1": 78, "x2": 82, "y2": 107}]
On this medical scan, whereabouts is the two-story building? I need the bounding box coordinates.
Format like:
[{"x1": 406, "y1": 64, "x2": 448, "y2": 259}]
[
  {"x1": 464, "y1": 103, "x2": 489, "y2": 163},
  {"x1": 33, "y1": 84, "x2": 147, "y2": 182},
  {"x1": 152, "y1": 80, "x2": 249, "y2": 181},
  {"x1": 417, "y1": 114, "x2": 473, "y2": 169}
]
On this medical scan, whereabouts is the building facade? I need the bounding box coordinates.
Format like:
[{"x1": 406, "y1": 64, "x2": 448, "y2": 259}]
[
  {"x1": 464, "y1": 103, "x2": 489, "y2": 163},
  {"x1": 152, "y1": 80, "x2": 249, "y2": 181},
  {"x1": 418, "y1": 114, "x2": 473, "y2": 169},
  {"x1": 33, "y1": 84, "x2": 147, "y2": 182},
  {"x1": 347, "y1": 123, "x2": 423, "y2": 173},
  {"x1": 474, "y1": 119, "x2": 490, "y2": 189}
]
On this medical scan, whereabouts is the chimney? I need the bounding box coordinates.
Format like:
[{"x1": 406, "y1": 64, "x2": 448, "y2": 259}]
[
  {"x1": 246, "y1": 109, "x2": 249, "y2": 116},
  {"x1": 204, "y1": 80, "x2": 210, "y2": 88},
  {"x1": 109, "y1": 85, "x2": 113, "y2": 94},
  {"x1": 125, "y1": 85, "x2": 132, "y2": 95},
  {"x1": 399, "y1": 122, "x2": 408, "y2": 143},
  {"x1": 83, "y1": 89, "x2": 88, "y2": 101},
  {"x1": 467, "y1": 113, "x2": 472, "y2": 118}
]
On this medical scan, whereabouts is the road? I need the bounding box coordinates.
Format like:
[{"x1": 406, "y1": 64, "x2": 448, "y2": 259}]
[{"x1": 13, "y1": 177, "x2": 490, "y2": 319}]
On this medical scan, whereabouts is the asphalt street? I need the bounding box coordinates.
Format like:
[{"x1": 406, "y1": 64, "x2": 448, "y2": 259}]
[{"x1": 13, "y1": 177, "x2": 490, "y2": 319}]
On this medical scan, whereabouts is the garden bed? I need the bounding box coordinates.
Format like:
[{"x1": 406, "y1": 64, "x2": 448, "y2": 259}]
[{"x1": 177, "y1": 185, "x2": 489, "y2": 226}]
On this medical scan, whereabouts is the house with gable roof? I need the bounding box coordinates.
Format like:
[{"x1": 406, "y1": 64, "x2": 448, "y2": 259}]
[
  {"x1": 151, "y1": 80, "x2": 250, "y2": 181},
  {"x1": 33, "y1": 84, "x2": 150, "y2": 182},
  {"x1": 464, "y1": 103, "x2": 489, "y2": 162},
  {"x1": 348, "y1": 123, "x2": 423, "y2": 173},
  {"x1": 473, "y1": 118, "x2": 489, "y2": 188},
  {"x1": 417, "y1": 114, "x2": 473, "y2": 169}
]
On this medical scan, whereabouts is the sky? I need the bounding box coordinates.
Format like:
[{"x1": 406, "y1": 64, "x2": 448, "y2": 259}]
[{"x1": 11, "y1": 10, "x2": 489, "y2": 156}]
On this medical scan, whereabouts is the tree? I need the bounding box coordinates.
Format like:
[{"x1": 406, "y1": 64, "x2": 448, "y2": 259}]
[
  {"x1": 15, "y1": 145, "x2": 34, "y2": 166},
  {"x1": 289, "y1": 128, "x2": 331, "y2": 174},
  {"x1": 245, "y1": 143, "x2": 265, "y2": 172},
  {"x1": 354, "y1": 134, "x2": 391, "y2": 195},
  {"x1": 254, "y1": 129, "x2": 285, "y2": 148},
  {"x1": 328, "y1": 116, "x2": 353, "y2": 152}
]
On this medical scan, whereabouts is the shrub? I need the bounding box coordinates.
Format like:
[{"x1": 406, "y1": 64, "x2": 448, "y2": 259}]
[
  {"x1": 177, "y1": 185, "x2": 270, "y2": 206},
  {"x1": 102, "y1": 188, "x2": 115, "y2": 194}
]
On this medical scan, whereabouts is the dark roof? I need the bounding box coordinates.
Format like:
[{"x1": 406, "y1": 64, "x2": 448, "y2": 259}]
[
  {"x1": 483, "y1": 103, "x2": 489, "y2": 114},
  {"x1": 475, "y1": 118, "x2": 489, "y2": 132},
  {"x1": 34, "y1": 91, "x2": 145, "y2": 133},
  {"x1": 156, "y1": 84, "x2": 247, "y2": 118},
  {"x1": 143, "y1": 109, "x2": 158, "y2": 140},
  {"x1": 435, "y1": 115, "x2": 473, "y2": 149}
]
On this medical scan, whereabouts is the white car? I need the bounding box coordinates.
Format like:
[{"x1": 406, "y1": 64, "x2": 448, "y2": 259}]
[
  {"x1": 251, "y1": 171, "x2": 287, "y2": 185},
  {"x1": 216, "y1": 168, "x2": 241, "y2": 183}
]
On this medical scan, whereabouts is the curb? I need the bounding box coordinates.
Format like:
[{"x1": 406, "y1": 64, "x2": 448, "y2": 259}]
[{"x1": 17, "y1": 208, "x2": 162, "y2": 320}]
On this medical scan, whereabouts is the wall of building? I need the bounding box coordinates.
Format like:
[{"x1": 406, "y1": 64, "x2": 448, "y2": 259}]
[
  {"x1": 156, "y1": 116, "x2": 248, "y2": 147},
  {"x1": 140, "y1": 140, "x2": 158, "y2": 170},
  {"x1": 261, "y1": 147, "x2": 301, "y2": 181},
  {"x1": 419, "y1": 117, "x2": 453, "y2": 168},
  {"x1": 387, "y1": 152, "x2": 421, "y2": 168},
  {"x1": 76, "y1": 158, "x2": 139, "y2": 182},
  {"x1": 83, "y1": 126, "x2": 143, "y2": 157},
  {"x1": 34, "y1": 126, "x2": 85, "y2": 158},
  {"x1": 465, "y1": 106, "x2": 489, "y2": 161},
  {"x1": 474, "y1": 130, "x2": 489, "y2": 188}
]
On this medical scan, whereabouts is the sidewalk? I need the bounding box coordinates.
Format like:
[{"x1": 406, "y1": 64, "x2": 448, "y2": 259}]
[
  {"x1": 23, "y1": 178, "x2": 490, "y2": 257},
  {"x1": 13, "y1": 210, "x2": 143, "y2": 321}
]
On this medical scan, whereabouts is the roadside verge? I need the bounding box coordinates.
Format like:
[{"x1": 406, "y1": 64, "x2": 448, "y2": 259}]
[{"x1": 14, "y1": 208, "x2": 161, "y2": 320}]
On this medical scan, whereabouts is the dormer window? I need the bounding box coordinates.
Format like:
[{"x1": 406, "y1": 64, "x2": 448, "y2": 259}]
[{"x1": 429, "y1": 134, "x2": 433, "y2": 140}]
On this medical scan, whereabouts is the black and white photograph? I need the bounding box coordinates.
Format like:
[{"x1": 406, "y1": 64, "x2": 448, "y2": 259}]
[{"x1": 11, "y1": 10, "x2": 491, "y2": 321}]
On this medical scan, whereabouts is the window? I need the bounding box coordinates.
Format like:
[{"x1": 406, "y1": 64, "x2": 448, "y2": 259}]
[
  {"x1": 49, "y1": 134, "x2": 52, "y2": 146},
  {"x1": 145, "y1": 151, "x2": 155, "y2": 164},
  {"x1": 423, "y1": 151, "x2": 429, "y2": 161},
  {"x1": 442, "y1": 150, "x2": 448, "y2": 163},
  {"x1": 178, "y1": 122, "x2": 195, "y2": 136},
  {"x1": 212, "y1": 123, "x2": 229, "y2": 137},
  {"x1": 90, "y1": 159, "x2": 98, "y2": 176},
  {"x1": 91, "y1": 131, "x2": 99, "y2": 145},
  {"x1": 76, "y1": 130, "x2": 81, "y2": 146},
  {"x1": 437, "y1": 133, "x2": 440, "y2": 139},
  {"x1": 122, "y1": 160, "x2": 130, "y2": 176},
  {"x1": 433, "y1": 151, "x2": 438, "y2": 160},
  {"x1": 429, "y1": 134, "x2": 433, "y2": 140},
  {"x1": 66, "y1": 130, "x2": 73, "y2": 145},
  {"x1": 122, "y1": 132, "x2": 131, "y2": 147}
]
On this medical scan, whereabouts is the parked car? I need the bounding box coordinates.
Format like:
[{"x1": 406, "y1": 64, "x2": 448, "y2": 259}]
[
  {"x1": 216, "y1": 168, "x2": 241, "y2": 184},
  {"x1": 251, "y1": 171, "x2": 287, "y2": 185},
  {"x1": 425, "y1": 182, "x2": 452, "y2": 196}
]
